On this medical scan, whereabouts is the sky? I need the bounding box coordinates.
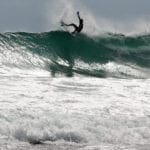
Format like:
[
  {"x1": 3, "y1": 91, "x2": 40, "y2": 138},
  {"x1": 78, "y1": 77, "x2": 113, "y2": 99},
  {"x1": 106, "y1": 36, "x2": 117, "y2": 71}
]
[{"x1": 0, "y1": 0, "x2": 150, "y2": 33}]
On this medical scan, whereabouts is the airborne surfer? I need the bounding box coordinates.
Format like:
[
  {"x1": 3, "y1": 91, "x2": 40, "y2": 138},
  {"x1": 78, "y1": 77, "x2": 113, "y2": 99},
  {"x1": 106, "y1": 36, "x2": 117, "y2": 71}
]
[{"x1": 61, "y1": 11, "x2": 84, "y2": 34}]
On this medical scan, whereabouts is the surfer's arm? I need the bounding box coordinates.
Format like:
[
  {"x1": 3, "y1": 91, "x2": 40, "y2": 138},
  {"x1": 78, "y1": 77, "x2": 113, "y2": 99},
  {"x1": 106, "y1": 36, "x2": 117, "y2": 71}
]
[{"x1": 77, "y1": 11, "x2": 81, "y2": 20}]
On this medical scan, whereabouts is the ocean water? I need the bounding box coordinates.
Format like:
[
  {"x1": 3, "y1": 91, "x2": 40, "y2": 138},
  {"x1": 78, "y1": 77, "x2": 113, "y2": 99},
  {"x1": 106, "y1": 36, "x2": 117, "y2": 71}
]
[{"x1": 0, "y1": 31, "x2": 150, "y2": 150}]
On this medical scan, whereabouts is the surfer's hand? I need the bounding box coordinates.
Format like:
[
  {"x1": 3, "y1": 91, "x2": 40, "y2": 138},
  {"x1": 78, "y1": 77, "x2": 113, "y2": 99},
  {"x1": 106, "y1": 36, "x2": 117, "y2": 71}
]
[
  {"x1": 77, "y1": 11, "x2": 79, "y2": 15},
  {"x1": 60, "y1": 21, "x2": 64, "y2": 26}
]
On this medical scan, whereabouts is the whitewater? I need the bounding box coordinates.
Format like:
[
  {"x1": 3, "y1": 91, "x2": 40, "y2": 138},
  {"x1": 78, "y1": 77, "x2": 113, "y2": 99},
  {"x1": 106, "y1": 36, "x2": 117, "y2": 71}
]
[{"x1": 0, "y1": 30, "x2": 149, "y2": 150}]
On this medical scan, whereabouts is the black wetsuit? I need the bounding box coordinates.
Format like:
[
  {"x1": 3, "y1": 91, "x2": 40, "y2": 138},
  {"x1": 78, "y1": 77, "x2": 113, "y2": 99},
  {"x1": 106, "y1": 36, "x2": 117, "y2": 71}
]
[{"x1": 61, "y1": 12, "x2": 84, "y2": 34}]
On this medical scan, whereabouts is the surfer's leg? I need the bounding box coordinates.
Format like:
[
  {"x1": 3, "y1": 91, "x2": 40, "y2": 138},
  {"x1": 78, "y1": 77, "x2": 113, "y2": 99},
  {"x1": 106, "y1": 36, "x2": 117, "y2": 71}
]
[
  {"x1": 72, "y1": 30, "x2": 77, "y2": 34},
  {"x1": 61, "y1": 22, "x2": 78, "y2": 34},
  {"x1": 68, "y1": 24, "x2": 79, "y2": 34},
  {"x1": 67, "y1": 23, "x2": 78, "y2": 29},
  {"x1": 62, "y1": 23, "x2": 78, "y2": 30}
]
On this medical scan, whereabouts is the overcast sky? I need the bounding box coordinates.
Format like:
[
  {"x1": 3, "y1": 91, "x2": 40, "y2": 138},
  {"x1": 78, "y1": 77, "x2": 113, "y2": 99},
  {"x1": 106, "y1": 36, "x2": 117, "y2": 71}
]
[{"x1": 0, "y1": 0, "x2": 150, "y2": 32}]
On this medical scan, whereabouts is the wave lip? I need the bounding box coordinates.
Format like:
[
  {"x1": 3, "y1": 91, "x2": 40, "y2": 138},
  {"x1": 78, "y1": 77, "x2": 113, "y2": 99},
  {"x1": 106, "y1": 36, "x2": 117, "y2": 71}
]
[{"x1": 0, "y1": 31, "x2": 150, "y2": 78}]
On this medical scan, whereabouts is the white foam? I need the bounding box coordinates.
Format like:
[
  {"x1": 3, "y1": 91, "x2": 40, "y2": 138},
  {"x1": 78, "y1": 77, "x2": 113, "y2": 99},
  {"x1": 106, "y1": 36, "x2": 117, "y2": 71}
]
[
  {"x1": 0, "y1": 41, "x2": 50, "y2": 77},
  {"x1": 0, "y1": 76, "x2": 150, "y2": 146},
  {"x1": 74, "y1": 59, "x2": 149, "y2": 78}
]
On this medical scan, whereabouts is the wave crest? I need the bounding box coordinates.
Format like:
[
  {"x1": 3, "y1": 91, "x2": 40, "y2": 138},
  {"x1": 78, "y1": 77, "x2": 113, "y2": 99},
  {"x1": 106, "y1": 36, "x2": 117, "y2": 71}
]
[{"x1": 0, "y1": 31, "x2": 150, "y2": 78}]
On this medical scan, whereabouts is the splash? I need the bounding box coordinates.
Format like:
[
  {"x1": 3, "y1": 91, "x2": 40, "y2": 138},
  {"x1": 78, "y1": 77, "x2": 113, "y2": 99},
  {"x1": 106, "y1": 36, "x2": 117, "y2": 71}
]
[{"x1": 45, "y1": 0, "x2": 150, "y2": 36}]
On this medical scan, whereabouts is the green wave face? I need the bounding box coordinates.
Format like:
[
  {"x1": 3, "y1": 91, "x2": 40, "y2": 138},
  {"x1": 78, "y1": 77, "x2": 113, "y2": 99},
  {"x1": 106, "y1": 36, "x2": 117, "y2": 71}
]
[{"x1": 0, "y1": 31, "x2": 150, "y2": 78}]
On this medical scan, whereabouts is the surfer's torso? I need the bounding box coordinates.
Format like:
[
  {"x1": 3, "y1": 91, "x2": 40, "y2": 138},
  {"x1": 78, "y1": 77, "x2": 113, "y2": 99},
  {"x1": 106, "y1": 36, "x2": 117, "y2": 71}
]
[{"x1": 77, "y1": 19, "x2": 83, "y2": 33}]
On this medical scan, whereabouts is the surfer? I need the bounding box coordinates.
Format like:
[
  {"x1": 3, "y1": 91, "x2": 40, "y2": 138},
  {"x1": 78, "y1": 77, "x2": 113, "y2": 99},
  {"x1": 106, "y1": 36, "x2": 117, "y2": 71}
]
[{"x1": 61, "y1": 11, "x2": 84, "y2": 34}]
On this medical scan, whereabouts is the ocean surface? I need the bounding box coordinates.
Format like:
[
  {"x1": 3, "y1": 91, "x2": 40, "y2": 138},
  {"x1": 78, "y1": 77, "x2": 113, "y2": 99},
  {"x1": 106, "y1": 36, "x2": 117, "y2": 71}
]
[{"x1": 0, "y1": 31, "x2": 150, "y2": 150}]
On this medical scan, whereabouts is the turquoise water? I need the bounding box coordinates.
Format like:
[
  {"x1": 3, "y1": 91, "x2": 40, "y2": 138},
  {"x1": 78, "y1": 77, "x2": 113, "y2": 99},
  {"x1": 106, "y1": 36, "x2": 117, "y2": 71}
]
[{"x1": 0, "y1": 31, "x2": 149, "y2": 78}]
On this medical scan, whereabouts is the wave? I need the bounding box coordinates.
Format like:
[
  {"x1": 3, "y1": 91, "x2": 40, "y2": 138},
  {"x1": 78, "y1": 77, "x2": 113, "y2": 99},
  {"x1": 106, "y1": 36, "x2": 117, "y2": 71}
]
[{"x1": 0, "y1": 31, "x2": 150, "y2": 78}]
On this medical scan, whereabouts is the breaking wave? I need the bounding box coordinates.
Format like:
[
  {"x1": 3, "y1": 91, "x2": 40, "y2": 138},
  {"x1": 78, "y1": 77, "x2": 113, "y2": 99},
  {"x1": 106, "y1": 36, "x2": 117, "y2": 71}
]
[{"x1": 0, "y1": 31, "x2": 150, "y2": 78}]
